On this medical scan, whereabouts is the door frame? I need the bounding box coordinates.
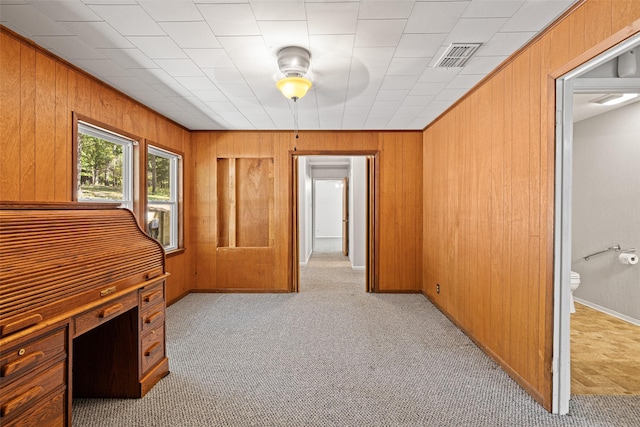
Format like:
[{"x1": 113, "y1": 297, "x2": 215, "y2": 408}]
[
  {"x1": 290, "y1": 151, "x2": 379, "y2": 293},
  {"x1": 552, "y1": 32, "x2": 640, "y2": 415}
]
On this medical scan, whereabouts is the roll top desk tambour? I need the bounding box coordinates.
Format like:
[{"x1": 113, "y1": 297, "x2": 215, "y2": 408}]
[{"x1": 0, "y1": 202, "x2": 169, "y2": 427}]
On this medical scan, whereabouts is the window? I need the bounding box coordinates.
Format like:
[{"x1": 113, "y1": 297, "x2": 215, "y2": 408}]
[
  {"x1": 76, "y1": 121, "x2": 135, "y2": 209},
  {"x1": 147, "y1": 145, "x2": 181, "y2": 251}
]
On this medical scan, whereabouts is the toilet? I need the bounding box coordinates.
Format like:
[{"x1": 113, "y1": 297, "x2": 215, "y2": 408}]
[{"x1": 570, "y1": 271, "x2": 581, "y2": 313}]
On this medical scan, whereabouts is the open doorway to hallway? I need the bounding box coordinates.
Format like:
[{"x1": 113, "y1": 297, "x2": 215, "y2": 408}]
[{"x1": 293, "y1": 154, "x2": 376, "y2": 293}]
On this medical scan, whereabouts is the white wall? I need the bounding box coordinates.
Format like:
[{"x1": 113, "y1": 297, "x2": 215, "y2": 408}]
[
  {"x1": 349, "y1": 157, "x2": 366, "y2": 270},
  {"x1": 298, "y1": 157, "x2": 313, "y2": 264},
  {"x1": 572, "y1": 101, "x2": 640, "y2": 321},
  {"x1": 315, "y1": 180, "x2": 343, "y2": 238}
]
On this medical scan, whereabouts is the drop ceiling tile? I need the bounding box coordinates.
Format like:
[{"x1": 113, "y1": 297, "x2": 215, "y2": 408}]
[
  {"x1": 97, "y1": 48, "x2": 157, "y2": 69},
  {"x1": 154, "y1": 59, "x2": 203, "y2": 77},
  {"x1": 88, "y1": 5, "x2": 165, "y2": 36},
  {"x1": 250, "y1": 0, "x2": 306, "y2": 20},
  {"x1": 203, "y1": 67, "x2": 246, "y2": 84},
  {"x1": 127, "y1": 36, "x2": 187, "y2": 59},
  {"x1": 190, "y1": 90, "x2": 227, "y2": 102},
  {"x1": 75, "y1": 59, "x2": 132, "y2": 77},
  {"x1": 139, "y1": 1, "x2": 204, "y2": 21},
  {"x1": 218, "y1": 36, "x2": 269, "y2": 60},
  {"x1": 358, "y1": 1, "x2": 414, "y2": 19},
  {"x1": 405, "y1": 1, "x2": 469, "y2": 34},
  {"x1": 82, "y1": 0, "x2": 137, "y2": 4},
  {"x1": 228, "y1": 97, "x2": 260, "y2": 108},
  {"x1": 418, "y1": 67, "x2": 460, "y2": 83},
  {"x1": 501, "y1": 0, "x2": 574, "y2": 33},
  {"x1": 352, "y1": 47, "x2": 395, "y2": 68},
  {"x1": 0, "y1": 4, "x2": 71, "y2": 36},
  {"x1": 346, "y1": 96, "x2": 376, "y2": 107},
  {"x1": 258, "y1": 21, "x2": 309, "y2": 50},
  {"x1": 395, "y1": 33, "x2": 447, "y2": 58},
  {"x1": 105, "y1": 76, "x2": 153, "y2": 92},
  {"x1": 354, "y1": 19, "x2": 405, "y2": 47},
  {"x1": 380, "y1": 75, "x2": 419, "y2": 90},
  {"x1": 174, "y1": 76, "x2": 219, "y2": 91},
  {"x1": 386, "y1": 58, "x2": 430, "y2": 76},
  {"x1": 446, "y1": 74, "x2": 484, "y2": 89},
  {"x1": 32, "y1": 35, "x2": 104, "y2": 60},
  {"x1": 462, "y1": 1, "x2": 524, "y2": 19},
  {"x1": 129, "y1": 67, "x2": 178, "y2": 85},
  {"x1": 152, "y1": 81, "x2": 192, "y2": 97},
  {"x1": 371, "y1": 100, "x2": 403, "y2": 111},
  {"x1": 185, "y1": 49, "x2": 235, "y2": 68},
  {"x1": 402, "y1": 96, "x2": 434, "y2": 106},
  {"x1": 159, "y1": 22, "x2": 221, "y2": 49},
  {"x1": 445, "y1": 18, "x2": 508, "y2": 44},
  {"x1": 306, "y1": 2, "x2": 358, "y2": 35},
  {"x1": 409, "y1": 82, "x2": 448, "y2": 96},
  {"x1": 373, "y1": 89, "x2": 409, "y2": 102},
  {"x1": 197, "y1": 3, "x2": 259, "y2": 36},
  {"x1": 310, "y1": 35, "x2": 354, "y2": 58},
  {"x1": 30, "y1": 0, "x2": 103, "y2": 21},
  {"x1": 477, "y1": 32, "x2": 535, "y2": 56},
  {"x1": 60, "y1": 22, "x2": 133, "y2": 49},
  {"x1": 204, "y1": 101, "x2": 238, "y2": 112}
]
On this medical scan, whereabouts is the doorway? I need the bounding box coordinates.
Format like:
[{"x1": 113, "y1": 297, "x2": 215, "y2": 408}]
[
  {"x1": 291, "y1": 152, "x2": 379, "y2": 293},
  {"x1": 554, "y1": 33, "x2": 640, "y2": 413}
]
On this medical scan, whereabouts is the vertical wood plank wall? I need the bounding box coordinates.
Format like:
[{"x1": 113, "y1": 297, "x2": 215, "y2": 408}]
[
  {"x1": 422, "y1": 0, "x2": 640, "y2": 410},
  {"x1": 0, "y1": 29, "x2": 192, "y2": 304},
  {"x1": 190, "y1": 131, "x2": 423, "y2": 293}
]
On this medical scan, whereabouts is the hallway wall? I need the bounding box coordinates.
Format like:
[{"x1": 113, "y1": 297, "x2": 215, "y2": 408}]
[{"x1": 422, "y1": 0, "x2": 640, "y2": 411}]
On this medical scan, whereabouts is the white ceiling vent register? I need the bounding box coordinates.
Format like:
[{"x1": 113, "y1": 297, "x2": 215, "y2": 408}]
[{"x1": 434, "y1": 43, "x2": 482, "y2": 68}]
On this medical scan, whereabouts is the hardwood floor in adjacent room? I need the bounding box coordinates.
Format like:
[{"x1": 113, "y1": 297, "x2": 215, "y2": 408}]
[{"x1": 571, "y1": 303, "x2": 640, "y2": 395}]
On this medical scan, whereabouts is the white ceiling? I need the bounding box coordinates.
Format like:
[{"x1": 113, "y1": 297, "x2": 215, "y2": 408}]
[{"x1": 0, "y1": 0, "x2": 577, "y2": 131}]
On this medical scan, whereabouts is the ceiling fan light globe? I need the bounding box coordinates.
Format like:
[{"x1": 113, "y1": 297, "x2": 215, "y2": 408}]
[{"x1": 276, "y1": 77, "x2": 312, "y2": 100}]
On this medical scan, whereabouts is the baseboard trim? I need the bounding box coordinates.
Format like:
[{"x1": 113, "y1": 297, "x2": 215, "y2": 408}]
[
  {"x1": 189, "y1": 288, "x2": 290, "y2": 294},
  {"x1": 351, "y1": 266, "x2": 365, "y2": 271},
  {"x1": 574, "y1": 298, "x2": 640, "y2": 326},
  {"x1": 420, "y1": 290, "x2": 547, "y2": 410}
]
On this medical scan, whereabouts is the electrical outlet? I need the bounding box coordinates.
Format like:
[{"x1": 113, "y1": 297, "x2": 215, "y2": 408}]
[{"x1": 436, "y1": 283, "x2": 440, "y2": 294}]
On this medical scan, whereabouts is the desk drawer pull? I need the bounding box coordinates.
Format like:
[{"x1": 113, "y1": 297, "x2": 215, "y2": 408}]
[
  {"x1": 144, "y1": 311, "x2": 162, "y2": 324},
  {"x1": 1, "y1": 351, "x2": 44, "y2": 378},
  {"x1": 1, "y1": 314, "x2": 43, "y2": 337},
  {"x1": 144, "y1": 342, "x2": 161, "y2": 357},
  {"x1": 99, "y1": 303, "x2": 124, "y2": 318},
  {"x1": 143, "y1": 291, "x2": 162, "y2": 303},
  {"x1": 1, "y1": 385, "x2": 44, "y2": 417}
]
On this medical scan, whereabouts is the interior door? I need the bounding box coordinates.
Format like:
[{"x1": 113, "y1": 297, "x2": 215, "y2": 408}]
[{"x1": 342, "y1": 177, "x2": 349, "y2": 256}]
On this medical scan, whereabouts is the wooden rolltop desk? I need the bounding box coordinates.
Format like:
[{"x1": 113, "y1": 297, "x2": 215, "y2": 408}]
[{"x1": 0, "y1": 202, "x2": 170, "y2": 427}]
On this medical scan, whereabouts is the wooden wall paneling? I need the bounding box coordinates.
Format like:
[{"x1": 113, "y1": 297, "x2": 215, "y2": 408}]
[
  {"x1": 235, "y1": 158, "x2": 273, "y2": 247},
  {"x1": 20, "y1": 44, "x2": 36, "y2": 201},
  {"x1": 276, "y1": 133, "x2": 293, "y2": 291},
  {"x1": 612, "y1": 1, "x2": 640, "y2": 28},
  {"x1": 71, "y1": 71, "x2": 92, "y2": 118},
  {"x1": 527, "y1": 41, "x2": 543, "y2": 391},
  {"x1": 489, "y1": 73, "x2": 506, "y2": 358},
  {"x1": 0, "y1": 33, "x2": 21, "y2": 201},
  {"x1": 377, "y1": 133, "x2": 395, "y2": 291},
  {"x1": 194, "y1": 134, "x2": 213, "y2": 291},
  {"x1": 583, "y1": 0, "x2": 612, "y2": 48},
  {"x1": 511, "y1": 52, "x2": 532, "y2": 378},
  {"x1": 475, "y1": 83, "x2": 492, "y2": 345},
  {"x1": 569, "y1": 6, "x2": 586, "y2": 60},
  {"x1": 549, "y1": 18, "x2": 572, "y2": 72},
  {"x1": 54, "y1": 62, "x2": 69, "y2": 201},
  {"x1": 34, "y1": 52, "x2": 56, "y2": 202}
]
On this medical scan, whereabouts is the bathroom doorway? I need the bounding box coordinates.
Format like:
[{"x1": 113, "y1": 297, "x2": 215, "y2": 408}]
[{"x1": 554, "y1": 33, "x2": 640, "y2": 413}]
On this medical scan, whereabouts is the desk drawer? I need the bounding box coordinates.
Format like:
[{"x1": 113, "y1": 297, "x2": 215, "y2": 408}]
[
  {"x1": 74, "y1": 292, "x2": 137, "y2": 337},
  {"x1": 141, "y1": 324, "x2": 164, "y2": 375},
  {"x1": 140, "y1": 304, "x2": 165, "y2": 335},
  {"x1": 1, "y1": 388, "x2": 65, "y2": 427},
  {"x1": 0, "y1": 329, "x2": 66, "y2": 385},
  {"x1": 139, "y1": 282, "x2": 164, "y2": 311},
  {"x1": 0, "y1": 361, "x2": 65, "y2": 420}
]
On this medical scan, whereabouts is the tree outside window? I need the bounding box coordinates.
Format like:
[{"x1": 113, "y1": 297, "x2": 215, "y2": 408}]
[{"x1": 147, "y1": 146, "x2": 180, "y2": 251}]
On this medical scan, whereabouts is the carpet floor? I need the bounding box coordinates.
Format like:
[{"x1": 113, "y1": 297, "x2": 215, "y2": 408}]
[{"x1": 73, "y1": 253, "x2": 640, "y2": 426}]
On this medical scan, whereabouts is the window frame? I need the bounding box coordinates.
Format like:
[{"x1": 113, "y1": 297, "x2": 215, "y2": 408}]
[
  {"x1": 145, "y1": 142, "x2": 184, "y2": 253},
  {"x1": 72, "y1": 113, "x2": 143, "y2": 225}
]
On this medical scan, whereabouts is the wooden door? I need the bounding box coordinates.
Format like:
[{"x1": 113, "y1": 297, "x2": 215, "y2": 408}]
[{"x1": 342, "y1": 177, "x2": 349, "y2": 256}]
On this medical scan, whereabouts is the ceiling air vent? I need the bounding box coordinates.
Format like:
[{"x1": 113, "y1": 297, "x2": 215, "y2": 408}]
[{"x1": 434, "y1": 43, "x2": 482, "y2": 68}]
